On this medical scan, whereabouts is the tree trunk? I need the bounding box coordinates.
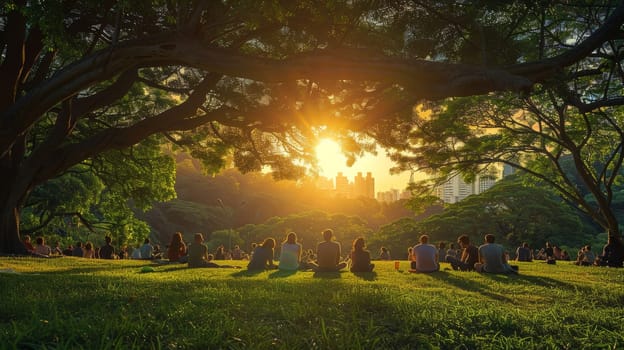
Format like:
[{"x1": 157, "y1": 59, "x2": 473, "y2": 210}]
[{"x1": 0, "y1": 203, "x2": 27, "y2": 255}]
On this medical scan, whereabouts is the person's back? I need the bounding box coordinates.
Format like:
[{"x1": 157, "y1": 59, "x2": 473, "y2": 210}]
[
  {"x1": 72, "y1": 243, "x2": 84, "y2": 257},
  {"x1": 247, "y1": 238, "x2": 276, "y2": 270},
  {"x1": 462, "y1": 244, "x2": 479, "y2": 267},
  {"x1": 99, "y1": 236, "x2": 115, "y2": 259},
  {"x1": 167, "y1": 232, "x2": 187, "y2": 262},
  {"x1": 411, "y1": 235, "x2": 439, "y2": 273},
  {"x1": 187, "y1": 242, "x2": 208, "y2": 268},
  {"x1": 279, "y1": 241, "x2": 301, "y2": 271},
  {"x1": 312, "y1": 229, "x2": 347, "y2": 272},
  {"x1": 350, "y1": 237, "x2": 374, "y2": 272},
  {"x1": 477, "y1": 234, "x2": 511, "y2": 273},
  {"x1": 317, "y1": 240, "x2": 341, "y2": 268},
  {"x1": 516, "y1": 243, "x2": 532, "y2": 262},
  {"x1": 140, "y1": 239, "x2": 153, "y2": 259}
]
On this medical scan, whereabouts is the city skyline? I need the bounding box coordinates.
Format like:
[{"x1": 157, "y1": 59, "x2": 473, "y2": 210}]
[{"x1": 315, "y1": 139, "x2": 413, "y2": 193}]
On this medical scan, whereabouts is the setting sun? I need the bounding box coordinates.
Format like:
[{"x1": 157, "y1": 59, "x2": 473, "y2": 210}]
[{"x1": 315, "y1": 138, "x2": 347, "y2": 177}]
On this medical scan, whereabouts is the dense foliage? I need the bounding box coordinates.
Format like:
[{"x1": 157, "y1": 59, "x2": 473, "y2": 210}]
[{"x1": 2, "y1": 1, "x2": 623, "y2": 253}]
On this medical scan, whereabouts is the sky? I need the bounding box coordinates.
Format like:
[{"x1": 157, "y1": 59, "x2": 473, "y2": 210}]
[{"x1": 314, "y1": 139, "x2": 413, "y2": 193}]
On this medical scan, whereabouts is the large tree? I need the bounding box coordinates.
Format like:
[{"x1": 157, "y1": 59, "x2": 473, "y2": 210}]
[{"x1": 2, "y1": 1, "x2": 624, "y2": 254}]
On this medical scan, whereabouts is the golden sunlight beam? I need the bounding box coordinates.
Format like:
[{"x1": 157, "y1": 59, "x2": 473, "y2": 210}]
[{"x1": 315, "y1": 138, "x2": 348, "y2": 177}]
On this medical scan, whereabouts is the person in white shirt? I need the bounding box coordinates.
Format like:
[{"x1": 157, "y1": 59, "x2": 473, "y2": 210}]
[
  {"x1": 278, "y1": 232, "x2": 302, "y2": 271},
  {"x1": 410, "y1": 235, "x2": 439, "y2": 273}
]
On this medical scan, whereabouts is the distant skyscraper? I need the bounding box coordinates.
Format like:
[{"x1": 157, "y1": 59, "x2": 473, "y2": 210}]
[
  {"x1": 334, "y1": 172, "x2": 375, "y2": 199},
  {"x1": 335, "y1": 172, "x2": 350, "y2": 197},
  {"x1": 436, "y1": 174, "x2": 497, "y2": 203}
]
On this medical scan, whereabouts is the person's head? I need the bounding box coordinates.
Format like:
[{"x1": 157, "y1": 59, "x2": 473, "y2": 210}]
[
  {"x1": 352, "y1": 237, "x2": 366, "y2": 252},
  {"x1": 105, "y1": 236, "x2": 112, "y2": 244},
  {"x1": 439, "y1": 242, "x2": 446, "y2": 249},
  {"x1": 285, "y1": 232, "x2": 297, "y2": 244},
  {"x1": 457, "y1": 234, "x2": 470, "y2": 247},
  {"x1": 419, "y1": 235, "x2": 429, "y2": 244},
  {"x1": 322, "y1": 229, "x2": 334, "y2": 242},
  {"x1": 407, "y1": 247, "x2": 413, "y2": 253},
  {"x1": 85, "y1": 241, "x2": 92, "y2": 250},
  {"x1": 251, "y1": 242, "x2": 257, "y2": 249},
  {"x1": 262, "y1": 238, "x2": 276, "y2": 249},
  {"x1": 75, "y1": 241, "x2": 82, "y2": 248},
  {"x1": 36, "y1": 236, "x2": 44, "y2": 245},
  {"x1": 484, "y1": 234, "x2": 495, "y2": 243},
  {"x1": 144, "y1": 238, "x2": 150, "y2": 244},
  {"x1": 522, "y1": 242, "x2": 529, "y2": 248},
  {"x1": 546, "y1": 241, "x2": 551, "y2": 248},
  {"x1": 449, "y1": 243, "x2": 456, "y2": 249},
  {"x1": 585, "y1": 245, "x2": 591, "y2": 251},
  {"x1": 171, "y1": 232, "x2": 183, "y2": 245},
  {"x1": 381, "y1": 247, "x2": 388, "y2": 252},
  {"x1": 194, "y1": 233, "x2": 204, "y2": 243},
  {"x1": 23, "y1": 235, "x2": 31, "y2": 242}
]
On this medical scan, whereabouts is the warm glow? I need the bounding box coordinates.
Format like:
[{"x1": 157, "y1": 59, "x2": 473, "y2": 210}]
[
  {"x1": 314, "y1": 138, "x2": 414, "y2": 193},
  {"x1": 315, "y1": 138, "x2": 347, "y2": 176}
]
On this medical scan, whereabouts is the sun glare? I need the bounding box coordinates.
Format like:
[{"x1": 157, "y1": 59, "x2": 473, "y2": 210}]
[{"x1": 315, "y1": 138, "x2": 346, "y2": 176}]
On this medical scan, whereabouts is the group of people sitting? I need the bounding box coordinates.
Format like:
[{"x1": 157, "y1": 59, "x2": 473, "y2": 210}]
[
  {"x1": 409, "y1": 233, "x2": 519, "y2": 274},
  {"x1": 25, "y1": 228, "x2": 624, "y2": 274},
  {"x1": 513, "y1": 238, "x2": 624, "y2": 268}
]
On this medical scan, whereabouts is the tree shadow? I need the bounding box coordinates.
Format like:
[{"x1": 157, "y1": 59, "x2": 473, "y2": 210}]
[
  {"x1": 312, "y1": 271, "x2": 342, "y2": 279},
  {"x1": 268, "y1": 269, "x2": 298, "y2": 279},
  {"x1": 230, "y1": 269, "x2": 264, "y2": 278},
  {"x1": 427, "y1": 270, "x2": 515, "y2": 303},
  {"x1": 352, "y1": 271, "x2": 377, "y2": 281}
]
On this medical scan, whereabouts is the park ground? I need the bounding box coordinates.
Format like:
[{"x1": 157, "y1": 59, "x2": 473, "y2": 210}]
[{"x1": 1, "y1": 257, "x2": 623, "y2": 349}]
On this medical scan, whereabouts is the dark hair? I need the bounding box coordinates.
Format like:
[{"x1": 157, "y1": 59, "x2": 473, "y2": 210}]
[
  {"x1": 485, "y1": 234, "x2": 495, "y2": 243},
  {"x1": 352, "y1": 237, "x2": 366, "y2": 252},
  {"x1": 458, "y1": 235, "x2": 470, "y2": 245}
]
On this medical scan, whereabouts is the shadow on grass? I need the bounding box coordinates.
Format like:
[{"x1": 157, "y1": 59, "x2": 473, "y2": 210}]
[
  {"x1": 352, "y1": 271, "x2": 378, "y2": 281},
  {"x1": 427, "y1": 270, "x2": 515, "y2": 303},
  {"x1": 268, "y1": 269, "x2": 298, "y2": 279},
  {"x1": 312, "y1": 271, "x2": 343, "y2": 279},
  {"x1": 230, "y1": 269, "x2": 264, "y2": 278}
]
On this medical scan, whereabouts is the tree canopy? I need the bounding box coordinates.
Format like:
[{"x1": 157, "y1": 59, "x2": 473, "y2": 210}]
[{"x1": 2, "y1": 1, "x2": 624, "y2": 253}]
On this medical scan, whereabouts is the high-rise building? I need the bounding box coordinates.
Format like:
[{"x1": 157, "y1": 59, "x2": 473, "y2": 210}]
[
  {"x1": 436, "y1": 174, "x2": 497, "y2": 203},
  {"x1": 334, "y1": 172, "x2": 375, "y2": 199},
  {"x1": 335, "y1": 172, "x2": 350, "y2": 197}
]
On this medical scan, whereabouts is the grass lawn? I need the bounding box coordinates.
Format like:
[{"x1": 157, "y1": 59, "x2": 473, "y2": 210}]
[{"x1": 1, "y1": 257, "x2": 623, "y2": 349}]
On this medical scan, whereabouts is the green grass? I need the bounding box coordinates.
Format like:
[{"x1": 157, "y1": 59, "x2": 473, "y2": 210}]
[{"x1": 1, "y1": 257, "x2": 623, "y2": 349}]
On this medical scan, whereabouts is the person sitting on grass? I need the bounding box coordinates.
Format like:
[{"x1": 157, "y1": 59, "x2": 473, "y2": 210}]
[
  {"x1": 515, "y1": 242, "x2": 533, "y2": 262},
  {"x1": 309, "y1": 229, "x2": 347, "y2": 272},
  {"x1": 167, "y1": 232, "x2": 187, "y2": 263},
  {"x1": 575, "y1": 245, "x2": 595, "y2": 266},
  {"x1": 474, "y1": 234, "x2": 518, "y2": 274},
  {"x1": 140, "y1": 238, "x2": 154, "y2": 260},
  {"x1": 22, "y1": 235, "x2": 35, "y2": 253},
  {"x1": 247, "y1": 237, "x2": 278, "y2": 271},
  {"x1": 278, "y1": 232, "x2": 302, "y2": 271},
  {"x1": 378, "y1": 246, "x2": 391, "y2": 260},
  {"x1": 596, "y1": 236, "x2": 624, "y2": 267},
  {"x1": 188, "y1": 233, "x2": 239, "y2": 268},
  {"x1": 410, "y1": 234, "x2": 439, "y2": 273},
  {"x1": 34, "y1": 236, "x2": 51, "y2": 256},
  {"x1": 99, "y1": 235, "x2": 116, "y2": 259},
  {"x1": 83, "y1": 242, "x2": 95, "y2": 259},
  {"x1": 446, "y1": 234, "x2": 479, "y2": 271},
  {"x1": 349, "y1": 237, "x2": 374, "y2": 273}
]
